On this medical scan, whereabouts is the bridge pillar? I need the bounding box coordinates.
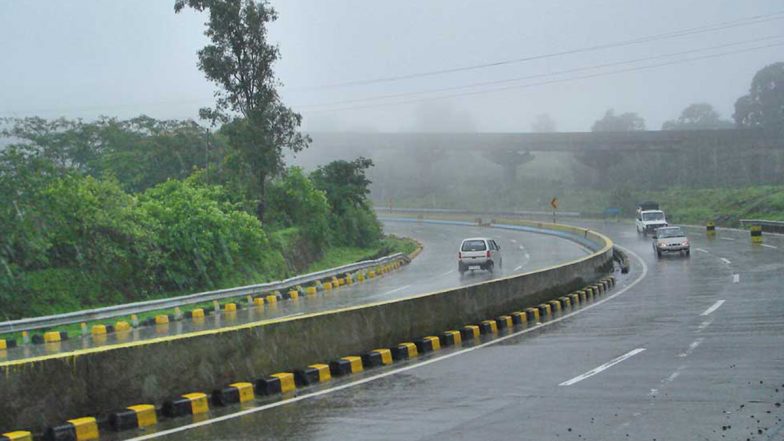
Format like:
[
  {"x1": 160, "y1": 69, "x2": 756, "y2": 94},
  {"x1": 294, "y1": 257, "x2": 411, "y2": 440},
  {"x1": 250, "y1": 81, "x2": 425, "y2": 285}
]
[{"x1": 483, "y1": 150, "x2": 534, "y2": 186}]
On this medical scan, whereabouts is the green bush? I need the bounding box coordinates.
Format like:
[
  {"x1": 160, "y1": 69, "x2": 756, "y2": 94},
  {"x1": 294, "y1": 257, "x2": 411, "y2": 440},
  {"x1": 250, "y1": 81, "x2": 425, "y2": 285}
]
[{"x1": 267, "y1": 167, "x2": 330, "y2": 249}]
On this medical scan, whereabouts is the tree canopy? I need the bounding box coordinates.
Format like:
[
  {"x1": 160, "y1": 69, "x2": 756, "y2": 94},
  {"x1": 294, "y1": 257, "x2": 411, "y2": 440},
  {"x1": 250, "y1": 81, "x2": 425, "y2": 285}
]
[
  {"x1": 591, "y1": 109, "x2": 646, "y2": 132},
  {"x1": 733, "y1": 62, "x2": 784, "y2": 131},
  {"x1": 662, "y1": 103, "x2": 733, "y2": 130},
  {"x1": 175, "y1": 0, "x2": 309, "y2": 221}
]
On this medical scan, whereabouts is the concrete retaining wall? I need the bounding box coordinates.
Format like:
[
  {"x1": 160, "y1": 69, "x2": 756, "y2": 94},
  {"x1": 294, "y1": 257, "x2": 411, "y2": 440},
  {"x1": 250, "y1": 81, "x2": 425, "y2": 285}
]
[{"x1": 0, "y1": 222, "x2": 612, "y2": 433}]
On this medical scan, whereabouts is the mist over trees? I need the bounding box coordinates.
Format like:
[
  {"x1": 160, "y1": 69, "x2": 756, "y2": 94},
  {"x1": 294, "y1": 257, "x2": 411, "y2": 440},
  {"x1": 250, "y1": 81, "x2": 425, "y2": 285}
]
[
  {"x1": 531, "y1": 114, "x2": 557, "y2": 133},
  {"x1": 591, "y1": 109, "x2": 646, "y2": 132},
  {"x1": 662, "y1": 103, "x2": 733, "y2": 130},
  {"x1": 733, "y1": 62, "x2": 784, "y2": 131}
]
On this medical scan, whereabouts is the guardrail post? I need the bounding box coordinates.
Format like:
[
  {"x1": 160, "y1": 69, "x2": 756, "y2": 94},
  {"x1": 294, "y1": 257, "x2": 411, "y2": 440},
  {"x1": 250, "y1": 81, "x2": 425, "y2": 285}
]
[{"x1": 131, "y1": 314, "x2": 139, "y2": 327}]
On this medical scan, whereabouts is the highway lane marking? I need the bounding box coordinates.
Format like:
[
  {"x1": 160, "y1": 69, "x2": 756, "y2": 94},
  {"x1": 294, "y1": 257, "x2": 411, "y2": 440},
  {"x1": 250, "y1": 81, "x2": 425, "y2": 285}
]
[
  {"x1": 732, "y1": 274, "x2": 740, "y2": 283},
  {"x1": 678, "y1": 338, "x2": 704, "y2": 358},
  {"x1": 761, "y1": 243, "x2": 778, "y2": 249},
  {"x1": 126, "y1": 245, "x2": 649, "y2": 441},
  {"x1": 558, "y1": 348, "x2": 647, "y2": 386},
  {"x1": 720, "y1": 258, "x2": 732, "y2": 265},
  {"x1": 721, "y1": 237, "x2": 736, "y2": 241},
  {"x1": 700, "y1": 300, "x2": 725, "y2": 316},
  {"x1": 696, "y1": 318, "x2": 713, "y2": 333},
  {"x1": 695, "y1": 248, "x2": 709, "y2": 253},
  {"x1": 524, "y1": 253, "x2": 530, "y2": 260},
  {"x1": 437, "y1": 270, "x2": 454, "y2": 277},
  {"x1": 514, "y1": 265, "x2": 524, "y2": 271},
  {"x1": 510, "y1": 239, "x2": 518, "y2": 244},
  {"x1": 381, "y1": 285, "x2": 412, "y2": 296}
]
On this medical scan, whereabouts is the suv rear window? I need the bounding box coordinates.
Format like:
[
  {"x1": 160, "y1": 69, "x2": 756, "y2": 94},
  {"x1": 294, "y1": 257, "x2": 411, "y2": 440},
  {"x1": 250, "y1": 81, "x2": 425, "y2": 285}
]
[{"x1": 461, "y1": 240, "x2": 487, "y2": 251}]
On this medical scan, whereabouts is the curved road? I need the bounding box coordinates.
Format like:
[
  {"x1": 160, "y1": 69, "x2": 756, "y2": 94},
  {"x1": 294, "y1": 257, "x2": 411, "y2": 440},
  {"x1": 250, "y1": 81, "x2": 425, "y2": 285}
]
[
  {"x1": 120, "y1": 220, "x2": 784, "y2": 441},
  {"x1": 1, "y1": 220, "x2": 589, "y2": 362}
]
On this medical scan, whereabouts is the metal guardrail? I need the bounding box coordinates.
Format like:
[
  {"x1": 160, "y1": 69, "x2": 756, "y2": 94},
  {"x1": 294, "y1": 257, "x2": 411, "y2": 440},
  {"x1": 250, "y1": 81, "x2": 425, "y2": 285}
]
[
  {"x1": 739, "y1": 219, "x2": 784, "y2": 234},
  {"x1": 0, "y1": 253, "x2": 407, "y2": 334},
  {"x1": 375, "y1": 207, "x2": 582, "y2": 217}
]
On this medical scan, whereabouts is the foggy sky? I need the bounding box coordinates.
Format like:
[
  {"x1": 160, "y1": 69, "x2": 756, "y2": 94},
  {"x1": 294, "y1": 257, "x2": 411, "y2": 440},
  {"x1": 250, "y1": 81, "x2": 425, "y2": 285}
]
[{"x1": 1, "y1": 0, "x2": 782, "y2": 132}]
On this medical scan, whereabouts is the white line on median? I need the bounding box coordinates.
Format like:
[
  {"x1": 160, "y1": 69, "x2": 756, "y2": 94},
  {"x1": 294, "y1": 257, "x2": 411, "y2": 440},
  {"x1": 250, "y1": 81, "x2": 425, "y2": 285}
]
[
  {"x1": 720, "y1": 258, "x2": 732, "y2": 265},
  {"x1": 558, "y1": 348, "x2": 647, "y2": 386},
  {"x1": 700, "y1": 300, "x2": 725, "y2": 316},
  {"x1": 381, "y1": 285, "x2": 411, "y2": 295},
  {"x1": 732, "y1": 274, "x2": 740, "y2": 283},
  {"x1": 127, "y1": 245, "x2": 649, "y2": 441},
  {"x1": 761, "y1": 244, "x2": 778, "y2": 249}
]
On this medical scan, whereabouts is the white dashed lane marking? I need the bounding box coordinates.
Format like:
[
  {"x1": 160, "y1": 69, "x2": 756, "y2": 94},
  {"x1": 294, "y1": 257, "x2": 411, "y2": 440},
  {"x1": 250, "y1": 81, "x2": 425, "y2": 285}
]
[
  {"x1": 559, "y1": 348, "x2": 646, "y2": 386},
  {"x1": 700, "y1": 300, "x2": 725, "y2": 316}
]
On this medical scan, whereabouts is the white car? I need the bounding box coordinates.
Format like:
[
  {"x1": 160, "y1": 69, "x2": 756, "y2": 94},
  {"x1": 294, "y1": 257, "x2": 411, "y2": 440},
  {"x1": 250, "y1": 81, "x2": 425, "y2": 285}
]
[
  {"x1": 652, "y1": 226, "x2": 690, "y2": 258},
  {"x1": 636, "y1": 209, "x2": 668, "y2": 236},
  {"x1": 458, "y1": 237, "x2": 502, "y2": 274}
]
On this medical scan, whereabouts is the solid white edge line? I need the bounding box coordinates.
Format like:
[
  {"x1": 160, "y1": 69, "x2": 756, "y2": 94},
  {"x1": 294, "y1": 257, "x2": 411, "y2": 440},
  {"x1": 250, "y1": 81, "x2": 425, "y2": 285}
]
[
  {"x1": 761, "y1": 243, "x2": 777, "y2": 249},
  {"x1": 700, "y1": 299, "x2": 726, "y2": 316},
  {"x1": 125, "y1": 245, "x2": 649, "y2": 441},
  {"x1": 720, "y1": 258, "x2": 732, "y2": 264},
  {"x1": 558, "y1": 347, "x2": 647, "y2": 386}
]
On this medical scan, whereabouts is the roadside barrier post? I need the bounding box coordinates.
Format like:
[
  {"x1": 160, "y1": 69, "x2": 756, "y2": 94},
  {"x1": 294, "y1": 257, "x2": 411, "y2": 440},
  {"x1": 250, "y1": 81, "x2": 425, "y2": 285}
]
[
  {"x1": 706, "y1": 221, "x2": 716, "y2": 238},
  {"x1": 131, "y1": 314, "x2": 139, "y2": 327},
  {"x1": 750, "y1": 225, "x2": 762, "y2": 244}
]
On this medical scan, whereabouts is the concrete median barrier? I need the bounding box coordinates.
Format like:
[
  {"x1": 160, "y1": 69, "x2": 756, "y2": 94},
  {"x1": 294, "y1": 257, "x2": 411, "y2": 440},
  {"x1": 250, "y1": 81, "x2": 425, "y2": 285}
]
[{"x1": 0, "y1": 220, "x2": 612, "y2": 433}]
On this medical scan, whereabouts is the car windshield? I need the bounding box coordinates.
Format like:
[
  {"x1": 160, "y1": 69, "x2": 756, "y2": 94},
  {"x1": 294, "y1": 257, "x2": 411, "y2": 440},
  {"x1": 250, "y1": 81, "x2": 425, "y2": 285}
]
[
  {"x1": 657, "y1": 228, "x2": 684, "y2": 238},
  {"x1": 643, "y1": 212, "x2": 665, "y2": 221},
  {"x1": 461, "y1": 240, "x2": 487, "y2": 251}
]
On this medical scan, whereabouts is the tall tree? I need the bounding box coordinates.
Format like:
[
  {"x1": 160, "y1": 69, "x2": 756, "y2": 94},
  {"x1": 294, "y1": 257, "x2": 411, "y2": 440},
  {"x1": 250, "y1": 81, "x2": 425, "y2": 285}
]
[
  {"x1": 591, "y1": 109, "x2": 646, "y2": 132},
  {"x1": 662, "y1": 103, "x2": 733, "y2": 130},
  {"x1": 531, "y1": 114, "x2": 557, "y2": 133},
  {"x1": 175, "y1": 0, "x2": 309, "y2": 221},
  {"x1": 733, "y1": 62, "x2": 784, "y2": 131}
]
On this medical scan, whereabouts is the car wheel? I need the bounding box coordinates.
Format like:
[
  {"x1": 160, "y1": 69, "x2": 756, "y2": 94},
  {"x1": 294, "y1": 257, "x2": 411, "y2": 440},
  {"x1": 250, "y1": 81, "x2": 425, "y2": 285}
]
[{"x1": 656, "y1": 249, "x2": 662, "y2": 258}]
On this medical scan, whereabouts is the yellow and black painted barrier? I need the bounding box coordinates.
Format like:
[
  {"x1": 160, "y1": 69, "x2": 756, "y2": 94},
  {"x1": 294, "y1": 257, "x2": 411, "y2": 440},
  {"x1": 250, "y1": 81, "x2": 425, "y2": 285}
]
[
  {"x1": 294, "y1": 364, "x2": 332, "y2": 386},
  {"x1": 162, "y1": 392, "x2": 209, "y2": 418},
  {"x1": 0, "y1": 432, "x2": 32, "y2": 441},
  {"x1": 0, "y1": 338, "x2": 17, "y2": 350},
  {"x1": 361, "y1": 348, "x2": 393, "y2": 368},
  {"x1": 21, "y1": 275, "x2": 616, "y2": 439},
  {"x1": 750, "y1": 225, "x2": 763, "y2": 243},
  {"x1": 329, "y1": 356, "x2": 364, "y2": 376},
  {"x1": 391, "y1": 342, "x2": 418, "y2": 360},
  {"x1": 415, "y1": 336, "x2": 441, "y2": 353},
  {"x1": 45, "y1": 416, "x2": 99, "y2": 441},
  {"x1": 706, "y1": 221, "x2": 716, "y2": 237},
  {"x1": 460, "y1": 325, "x2": 480, "y2": 340},
  {"x1": 440, "y1": 330, "x2": 462, "y2": 346},
  {"x1": 109, "y1": 404, "x2": 157, "y2": 431},
  {"x1": 212, "y1": 382, "x2": 255, "y2": 406}
]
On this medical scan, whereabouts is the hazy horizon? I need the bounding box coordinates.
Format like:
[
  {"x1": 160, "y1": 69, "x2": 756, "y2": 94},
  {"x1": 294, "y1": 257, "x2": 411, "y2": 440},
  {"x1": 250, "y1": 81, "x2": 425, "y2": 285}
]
[{"x1": 1, "y1": 1, "x2": 782, "y2": 132}]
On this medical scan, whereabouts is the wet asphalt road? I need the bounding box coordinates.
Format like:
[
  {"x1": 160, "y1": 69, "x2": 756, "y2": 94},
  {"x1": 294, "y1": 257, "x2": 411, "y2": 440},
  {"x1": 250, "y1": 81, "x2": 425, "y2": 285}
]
[
  {"x1": 126, "y1": 220, "x2": 784, "y2": 441},
  {"x1": 1, "y1": 220, "x2": 588, "y2": 362}
]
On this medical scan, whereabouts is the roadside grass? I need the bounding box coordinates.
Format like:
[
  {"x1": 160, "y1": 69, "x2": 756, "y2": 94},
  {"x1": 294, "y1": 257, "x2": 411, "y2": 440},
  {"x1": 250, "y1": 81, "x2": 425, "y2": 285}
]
[{"x1": 0, "y1": 235, "x2": 419, "y2": 345}]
